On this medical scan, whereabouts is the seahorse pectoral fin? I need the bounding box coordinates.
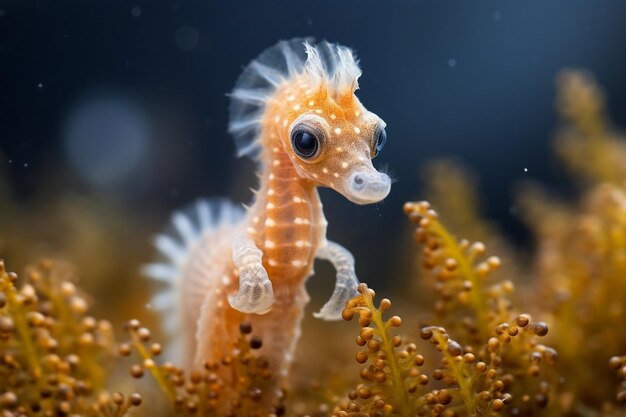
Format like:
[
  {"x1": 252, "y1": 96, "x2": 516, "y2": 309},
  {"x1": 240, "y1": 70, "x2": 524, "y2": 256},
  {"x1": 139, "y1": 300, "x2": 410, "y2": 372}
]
[
  {"x1": 314, "y1": 241, "x2": 359, "y2": 321},
  {"x1": 229, "y1": 231, "x2": 275, "y2": 314}
]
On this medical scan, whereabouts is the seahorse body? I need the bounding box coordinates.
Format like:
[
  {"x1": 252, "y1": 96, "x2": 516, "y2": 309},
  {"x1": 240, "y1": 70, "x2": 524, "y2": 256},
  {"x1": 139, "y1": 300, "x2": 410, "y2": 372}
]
[{"x1": 144, "y1": 38, "x2": 392, "y2": 409}]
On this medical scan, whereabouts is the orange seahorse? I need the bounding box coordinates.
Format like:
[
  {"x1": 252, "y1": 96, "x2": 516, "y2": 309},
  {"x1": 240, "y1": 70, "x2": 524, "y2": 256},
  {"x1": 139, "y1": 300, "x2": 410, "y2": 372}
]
[{"x1": 144, "y1": 37, "x2": 391, "y2": 396}]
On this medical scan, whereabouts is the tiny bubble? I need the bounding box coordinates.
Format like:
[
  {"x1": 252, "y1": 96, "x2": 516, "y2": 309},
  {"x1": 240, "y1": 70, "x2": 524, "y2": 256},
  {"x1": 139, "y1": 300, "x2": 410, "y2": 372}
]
[
  {"x1": 523, "y1": 167, "x2": 528, "y2": 173},
  {"x1": 448, "y1": 59, "x2": 456, "y2": 68},
  {"x1": 37, "y1": 83, "x2": 43, "y2": 89},
  {"x1": 492, "y1": 11, "x2": 502, "y2": 20},
  {"x1": 131, "y1": 6, "x2": 141, "y2": 17},
  {"x1": 24, "y1": 163, "x2": 28, "y2": 168},
  {"x1": 8, "y1": 160, "x2": 12, "y2": 164},
  {"x1": 306, "y1": 18, "x2": 313, "y2": 26}
]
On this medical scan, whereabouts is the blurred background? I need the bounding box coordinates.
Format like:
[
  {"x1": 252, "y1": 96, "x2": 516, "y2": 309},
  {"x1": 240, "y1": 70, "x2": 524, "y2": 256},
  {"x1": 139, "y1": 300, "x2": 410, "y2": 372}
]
[{"x1": 1, "y1": 0, "x2": 626, "y2": 313}]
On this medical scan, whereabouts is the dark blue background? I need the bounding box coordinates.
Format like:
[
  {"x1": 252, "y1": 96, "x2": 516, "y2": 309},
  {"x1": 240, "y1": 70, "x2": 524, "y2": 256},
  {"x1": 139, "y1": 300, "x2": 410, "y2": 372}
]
[{"x1": 1, "y1": 1, "x2": 625, "y2": 286}]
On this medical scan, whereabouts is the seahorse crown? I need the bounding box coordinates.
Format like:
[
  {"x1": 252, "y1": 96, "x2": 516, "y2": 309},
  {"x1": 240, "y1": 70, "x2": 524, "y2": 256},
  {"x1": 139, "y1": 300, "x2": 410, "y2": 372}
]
[{"x1": 228, "y1": 39, "x2": 362, "y2": 160}]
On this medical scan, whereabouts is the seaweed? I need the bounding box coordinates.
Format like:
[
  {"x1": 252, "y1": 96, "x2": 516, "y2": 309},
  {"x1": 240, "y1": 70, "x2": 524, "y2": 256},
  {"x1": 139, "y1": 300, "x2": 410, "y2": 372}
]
[
  {"x1": 333, "y1": 202, "x2": 554, "y2": 417},
  {"x1": 0, "y1": 259, "x2": 141, "y2": 416},
  {"x1": 119, "y1": 320, "x2": 285, "y2": 416}
]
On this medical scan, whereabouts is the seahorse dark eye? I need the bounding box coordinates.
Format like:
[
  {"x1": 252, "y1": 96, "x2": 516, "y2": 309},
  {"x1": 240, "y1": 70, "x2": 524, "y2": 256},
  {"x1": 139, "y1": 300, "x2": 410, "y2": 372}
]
[
  {"x1": 291, "y1": 131, "x2": 319, "y2": 158},
  {"x1": 374, "y1": 127, "x2": 387, "y2": 156}
]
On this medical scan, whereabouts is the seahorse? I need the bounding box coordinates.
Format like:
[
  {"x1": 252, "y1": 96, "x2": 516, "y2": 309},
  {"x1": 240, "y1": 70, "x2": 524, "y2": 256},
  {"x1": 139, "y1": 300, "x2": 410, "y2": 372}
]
[{"x1": 144, "y1": 38, "x2": 391, "y2": 400}]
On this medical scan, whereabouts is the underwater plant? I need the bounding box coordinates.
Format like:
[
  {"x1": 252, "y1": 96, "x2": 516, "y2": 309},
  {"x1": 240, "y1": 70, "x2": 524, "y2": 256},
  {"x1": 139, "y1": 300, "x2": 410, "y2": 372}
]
[
  {"x1": 516, "y1": 70, "x2": 626, "y2": 414},
  {"x1": 119, "y1": 319, "x2": 284, "y2": 416},
  {"x1": 0, "y1": 259, "x2": 141, "y2": 416},
  {"x1": 331, "y1": 201, "x2": 555, "y2": 417}
]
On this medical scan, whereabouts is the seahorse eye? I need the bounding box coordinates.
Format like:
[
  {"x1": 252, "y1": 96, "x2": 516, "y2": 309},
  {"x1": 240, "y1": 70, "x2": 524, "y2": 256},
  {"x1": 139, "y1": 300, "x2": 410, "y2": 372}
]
[
  {"x1": 291, "y1": 131, "x2": 319, "y2": 159},
  {"x1": 373, "y1": 127, "x2": 387, "y2": 157}
]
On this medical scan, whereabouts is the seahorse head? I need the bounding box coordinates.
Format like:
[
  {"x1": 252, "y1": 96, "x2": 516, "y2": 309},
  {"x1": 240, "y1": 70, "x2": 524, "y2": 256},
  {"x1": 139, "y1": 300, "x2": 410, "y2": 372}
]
[{"x1": 229, "y1": 39, "x2": 391, "y2": 204}]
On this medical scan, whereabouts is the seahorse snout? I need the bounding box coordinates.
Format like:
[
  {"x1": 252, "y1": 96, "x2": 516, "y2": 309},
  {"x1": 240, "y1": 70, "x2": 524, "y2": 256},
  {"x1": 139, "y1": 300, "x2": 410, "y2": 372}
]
[{"x1": 345, "y1": 171, "x2": 391, "y2": 204}]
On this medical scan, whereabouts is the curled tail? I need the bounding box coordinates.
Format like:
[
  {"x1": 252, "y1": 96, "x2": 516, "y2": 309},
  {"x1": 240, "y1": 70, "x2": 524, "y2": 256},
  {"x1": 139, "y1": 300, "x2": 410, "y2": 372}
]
[{"x1": 143, "y1": 198, "x2": 245, "y2": 361}]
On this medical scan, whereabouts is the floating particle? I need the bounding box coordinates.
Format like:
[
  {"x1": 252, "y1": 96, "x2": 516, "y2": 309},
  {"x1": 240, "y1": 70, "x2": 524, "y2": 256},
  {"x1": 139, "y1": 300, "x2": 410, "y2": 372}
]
[
  {"x1": 448, "y1": 59, "x2": 457, "y2": 68},
  {"x1": 37, "y1": 83, "x2": 43, "y2": 89},
  {"x1": 131, "y1": 6, "x2": 141, "y2": 17},
  {"x1": 523, "y1": 167, "x2": 528, "y2": 172}
]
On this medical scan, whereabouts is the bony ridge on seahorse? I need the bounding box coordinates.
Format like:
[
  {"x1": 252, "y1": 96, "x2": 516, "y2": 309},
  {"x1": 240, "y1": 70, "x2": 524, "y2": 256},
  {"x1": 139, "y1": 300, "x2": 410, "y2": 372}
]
[{"x1": 144, "y1": 37, "x2": 391, "y2": 397}]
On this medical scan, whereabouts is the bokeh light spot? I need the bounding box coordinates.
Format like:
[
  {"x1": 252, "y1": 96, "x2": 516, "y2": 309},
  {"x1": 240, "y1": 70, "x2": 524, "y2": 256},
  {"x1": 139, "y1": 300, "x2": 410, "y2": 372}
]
[
  {"x1": 174, "y1": 26, "x2": 199, "y2": 51},
  {"x1": 62, "y1": 95, "x2": 150, "y2": 188}
]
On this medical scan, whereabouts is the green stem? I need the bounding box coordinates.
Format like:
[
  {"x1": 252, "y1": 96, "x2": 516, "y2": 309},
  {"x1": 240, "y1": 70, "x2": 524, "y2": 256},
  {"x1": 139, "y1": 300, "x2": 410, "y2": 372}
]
[
  {"x1": 1, "y1": 274, "x2": 42, "y2": 378},
  {"x1": 433, "y1": 331, "x2": 477, "y2": 414},
  {"x1": 130, "y1": 332, "x2": 175, "y2": 402},
  {"x1": 366, "y1": 296, "x2": 410, "y2": 415},
  {"x1": 431, "y1": 222, "x2": 492, "y2": 340}
]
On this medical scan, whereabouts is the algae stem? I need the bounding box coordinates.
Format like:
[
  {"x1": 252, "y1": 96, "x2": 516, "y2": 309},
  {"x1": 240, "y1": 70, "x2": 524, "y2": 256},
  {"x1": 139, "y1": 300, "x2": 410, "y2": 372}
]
[
  {"x1": 1, "y1": 274, "x2": 42, "y2": 378},
  {"x1": 366, "y1": 295, "x2": 411, "y2": 415},
  {"x1": 430, "y1": 222, "x2": 492, "y2": 340},
  {"x1": 130, "y1": 332, "x2": 175, "y2": 402}
]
